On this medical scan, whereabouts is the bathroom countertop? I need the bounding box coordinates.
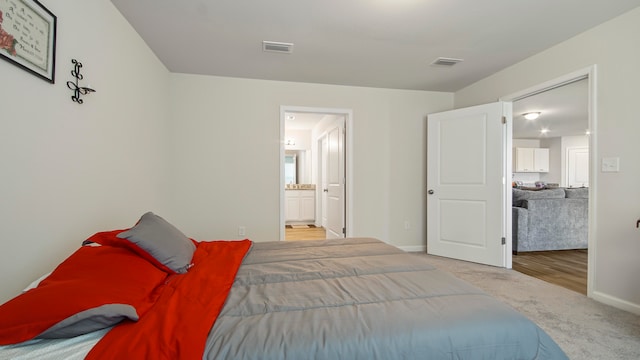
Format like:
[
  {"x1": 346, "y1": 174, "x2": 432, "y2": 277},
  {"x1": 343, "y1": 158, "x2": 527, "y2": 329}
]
[{"x1": 285, "y1": 184, "x2": 316, "y2": 190}]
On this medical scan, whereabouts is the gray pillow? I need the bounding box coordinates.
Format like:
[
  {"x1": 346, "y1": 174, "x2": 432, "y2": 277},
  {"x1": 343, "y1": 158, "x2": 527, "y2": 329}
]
[
  {"x1": 565, "y1": 187, "x2": 589, "y2": 199},
  {"x1": 512, "y1": 188, "x2": 565, "y2": 207},
  {"x1": 117, "y1": 212, "x2": 196, "y2": 274}
]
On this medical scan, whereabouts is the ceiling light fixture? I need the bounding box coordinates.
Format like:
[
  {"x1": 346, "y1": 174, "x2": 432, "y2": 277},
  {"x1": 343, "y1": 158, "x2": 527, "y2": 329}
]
[
  {"x1": 523, "y1": 112, "x2": 541, "y2": 120},
  {"x1": 540, "y1": 128, "x2": 549, "y2": 134}
]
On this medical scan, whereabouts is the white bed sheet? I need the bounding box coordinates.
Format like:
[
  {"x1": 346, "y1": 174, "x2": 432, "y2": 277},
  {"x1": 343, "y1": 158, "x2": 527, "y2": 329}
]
[{"x1": 0, "y1": 327, "x2": 108, "y2": 360}]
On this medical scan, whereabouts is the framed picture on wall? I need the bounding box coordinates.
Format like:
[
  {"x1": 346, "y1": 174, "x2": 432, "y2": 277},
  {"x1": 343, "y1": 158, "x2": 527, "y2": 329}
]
[{"x1": 0, "y1": 0, "x2": 57, "y2": 83}]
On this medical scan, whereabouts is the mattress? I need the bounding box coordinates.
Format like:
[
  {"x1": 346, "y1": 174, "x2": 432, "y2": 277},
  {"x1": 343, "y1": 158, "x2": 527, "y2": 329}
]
[{"x1": 0, "y1": 237, "x2": 568, "y2": 359}]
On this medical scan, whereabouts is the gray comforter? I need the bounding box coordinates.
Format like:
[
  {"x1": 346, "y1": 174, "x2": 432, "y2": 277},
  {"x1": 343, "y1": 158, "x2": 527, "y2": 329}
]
[{"x1": 204, "y1": 238, "x2": 568, "y2": 359}]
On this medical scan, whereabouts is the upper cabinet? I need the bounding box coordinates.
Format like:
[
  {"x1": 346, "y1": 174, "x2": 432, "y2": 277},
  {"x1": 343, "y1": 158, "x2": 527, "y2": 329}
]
[{"x1": 514, "y1": 147, "x2": 549, "y2": 173}]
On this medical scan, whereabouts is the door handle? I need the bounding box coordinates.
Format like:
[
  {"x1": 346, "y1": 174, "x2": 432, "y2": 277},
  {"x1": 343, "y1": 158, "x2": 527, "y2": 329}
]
[
  {"x1": 323, "y1": 189, "x2": 329, "y2": 192},
  {"x1": 428, "y1": 189, "x2": 434, "y2": 195}
]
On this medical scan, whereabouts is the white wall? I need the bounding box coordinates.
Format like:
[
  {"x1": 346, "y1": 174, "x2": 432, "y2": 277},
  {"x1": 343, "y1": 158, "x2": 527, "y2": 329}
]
[
  {"x1": 540, "y1": 137, "x2": 561, "y2": 185},
  {"x1": 167, "y1": 74, "x2": 453, "y2": 249},
  {"x1": 0, "y1": 0, "x2": 171, "y2": 303},
  {"x1": 284, "y1": 129, "x2": 312, "y2": 151},
  {"x1": 455, "y1": 7, "x2": 640, "y2": 312}
]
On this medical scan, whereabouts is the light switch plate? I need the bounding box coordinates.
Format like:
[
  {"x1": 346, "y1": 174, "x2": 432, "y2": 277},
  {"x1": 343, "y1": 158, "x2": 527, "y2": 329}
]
[{"x1": 601, "y1": 157, "x2": 620, "y2": 172}]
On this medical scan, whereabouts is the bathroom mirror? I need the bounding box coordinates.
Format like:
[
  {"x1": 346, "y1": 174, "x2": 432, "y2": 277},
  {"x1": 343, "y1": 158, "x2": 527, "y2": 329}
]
[
  {"x1": 285, "y1": 150, "x2": 310, "y2": 184},
  {"x1": 284, "y1": 153, "x2": 297, "y2": 184}
]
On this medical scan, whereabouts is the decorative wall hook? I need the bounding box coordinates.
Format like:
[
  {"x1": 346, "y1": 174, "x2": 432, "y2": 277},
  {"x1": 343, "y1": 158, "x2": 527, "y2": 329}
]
[{"x1": 66, "y1": 59, "x2": 95, "y2": 104}]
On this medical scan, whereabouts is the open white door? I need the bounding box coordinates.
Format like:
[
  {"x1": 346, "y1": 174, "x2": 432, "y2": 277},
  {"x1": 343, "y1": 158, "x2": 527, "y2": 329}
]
[
  {"x1": 325, "y1": 118, "x2": 345, "y2": 238},
  {"x1": 320, "y1": 136, "x2": 329, "y2": 228},
  {"x1": 427, "y1": 102, "x2": 511, "y2": 267},
  {"x1": 567, "y1": 147, "x2": 589, "y2": 188}
]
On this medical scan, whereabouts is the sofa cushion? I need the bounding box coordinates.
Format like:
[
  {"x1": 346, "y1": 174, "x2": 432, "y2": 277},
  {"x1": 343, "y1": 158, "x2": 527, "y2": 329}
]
[
  {"x1": 565, "y1": 187, "x2": 589, "y2": 199},
  {"x1": 520, "y1": 198, "x2": 588, "y2": 251},
  {"x1": 512, "y1": 188, "x2": 565, "y2": 207}
]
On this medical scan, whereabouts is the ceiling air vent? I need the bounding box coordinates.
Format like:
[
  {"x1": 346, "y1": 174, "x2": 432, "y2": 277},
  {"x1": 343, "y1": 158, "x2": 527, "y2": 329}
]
[
  {"x1": 263, "y1": 41, "x2": 294, "y2": 54},
  {"x1": 431, "y1": 57, "x2": 464, "y2": 66}
]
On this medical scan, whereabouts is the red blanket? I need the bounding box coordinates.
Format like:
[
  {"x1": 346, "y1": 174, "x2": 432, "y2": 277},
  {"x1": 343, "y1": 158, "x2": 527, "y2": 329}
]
[{"x1": 86, "y1": 240, "x2": 252, "y2": 360}]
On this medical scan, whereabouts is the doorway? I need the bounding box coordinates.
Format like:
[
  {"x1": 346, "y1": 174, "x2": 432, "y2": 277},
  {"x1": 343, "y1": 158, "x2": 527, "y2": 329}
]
[
  {"x1": 279, "y1": 106, "x2": 353, "y2": 241},
  {"x1": 425, "y1": 67, "x2": 595, "y2": 289},
  {"x1": 501, "y1": 66, "x2": 596, "y2": 296}
]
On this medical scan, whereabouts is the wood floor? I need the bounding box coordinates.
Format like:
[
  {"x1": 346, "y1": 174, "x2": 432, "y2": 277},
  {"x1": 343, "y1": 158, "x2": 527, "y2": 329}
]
[
  {"x1": 285, "y1": 226, "x2": 327, "y2": 241},
  {"x1": 512, "y1": 249, "x2": 588, "y2": 295}
]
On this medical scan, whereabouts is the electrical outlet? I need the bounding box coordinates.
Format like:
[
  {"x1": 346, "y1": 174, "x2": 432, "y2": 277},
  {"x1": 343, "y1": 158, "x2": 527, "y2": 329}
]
[
  {"x1": 404, "y1": 221, "x2": 411, "y2": 230},
  {"x1": 238, "y1": 226, "x2": 246, "y2": 237}
]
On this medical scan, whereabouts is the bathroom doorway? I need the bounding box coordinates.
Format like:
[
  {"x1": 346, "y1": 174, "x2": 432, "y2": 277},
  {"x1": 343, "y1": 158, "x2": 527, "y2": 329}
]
[{"x1": 279, "y1": 106, "x2": 353, "y2": 241}]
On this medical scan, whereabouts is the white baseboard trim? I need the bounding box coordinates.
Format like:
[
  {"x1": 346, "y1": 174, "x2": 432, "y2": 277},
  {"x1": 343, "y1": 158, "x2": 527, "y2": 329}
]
[
  {"x1": 592, "y1": 291, "x2": 640, "y2": 315},
  {"x1": 399, "y1": 245, "x2": 426, "y2": 252}
]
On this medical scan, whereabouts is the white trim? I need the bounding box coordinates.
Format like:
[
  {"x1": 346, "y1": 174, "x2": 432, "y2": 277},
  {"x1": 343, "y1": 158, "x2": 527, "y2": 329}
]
[
  {"x1": 500, "y1": 65, "x2": 598, "y2": 299},
  {"x1": 279, "y1": 106, "x2": 354, "y2": 241},
  {"x1": 503, "y1": 102, "x2": 513, "y2": 269},
  {"x1": 500, "y1": 67, "x2": 591, "y2": 102},
  {"x1": 399, "y1": 245, "x2": 426, "y2": 252},
  {"x1": 592, "y1": 291, "x2": 640, "y2": 316}
]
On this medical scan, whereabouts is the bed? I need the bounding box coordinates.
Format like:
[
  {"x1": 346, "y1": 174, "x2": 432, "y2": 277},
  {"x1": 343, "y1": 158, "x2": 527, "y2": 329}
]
[{"x1": 0, "y1": 213, "x2": 568, "y2": 359}]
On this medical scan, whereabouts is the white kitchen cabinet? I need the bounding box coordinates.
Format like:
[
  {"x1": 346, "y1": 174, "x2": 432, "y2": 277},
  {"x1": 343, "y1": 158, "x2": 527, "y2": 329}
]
[
  {"x1": 533, "y1": 148, "x2": 549, "y2": 172},
  {"x1": 514, "y1": 147, "x2": 549, "y2": 172},
  {"x1": 285, "y1": 190, "x2": 315, "y2": 223}
]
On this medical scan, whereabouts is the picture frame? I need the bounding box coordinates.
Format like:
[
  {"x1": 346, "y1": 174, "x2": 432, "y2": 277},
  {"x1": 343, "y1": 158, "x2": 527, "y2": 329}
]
[{"x1": 0, "y1": 0, "x2": 57, "y2": 83}]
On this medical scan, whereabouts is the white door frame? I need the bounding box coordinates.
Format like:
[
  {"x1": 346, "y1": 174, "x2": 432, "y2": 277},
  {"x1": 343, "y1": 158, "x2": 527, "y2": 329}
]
[
  {"x1": 500, "y1": 65, "x2": 597, "y2": 298},
  {"x1": 279, "y1": 106, "x2": 354, "y2": 241}
]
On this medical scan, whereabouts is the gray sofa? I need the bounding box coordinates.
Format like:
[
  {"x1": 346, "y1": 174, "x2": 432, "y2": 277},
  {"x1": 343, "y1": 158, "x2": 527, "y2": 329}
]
[{"x1": 512, "y1": 187, "x2": 588, "y2": 253}]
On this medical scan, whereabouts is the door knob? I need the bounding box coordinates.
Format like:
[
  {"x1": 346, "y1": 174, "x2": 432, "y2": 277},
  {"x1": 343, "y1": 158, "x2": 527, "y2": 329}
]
[
  {"x1": 323, "y1": 189, "x2": 329, "y2": 192},
  {"x1": 428, "y1": 189, "x2": 434, "y2": 195}
]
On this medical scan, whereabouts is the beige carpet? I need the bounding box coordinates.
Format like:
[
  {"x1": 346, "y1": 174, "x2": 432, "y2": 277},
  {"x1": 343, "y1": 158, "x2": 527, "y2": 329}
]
[{"x1": 414, "y1": 253, "x2": 640, "y2": 360}]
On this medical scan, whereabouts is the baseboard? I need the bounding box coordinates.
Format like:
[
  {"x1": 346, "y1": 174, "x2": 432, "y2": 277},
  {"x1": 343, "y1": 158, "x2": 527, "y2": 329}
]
[
  {"x1": 592, "y1": 291, "x2": 640, "y2": 315},
  {"x1": 399, "y1": 245, "x2": 426, "y2": 252}
]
